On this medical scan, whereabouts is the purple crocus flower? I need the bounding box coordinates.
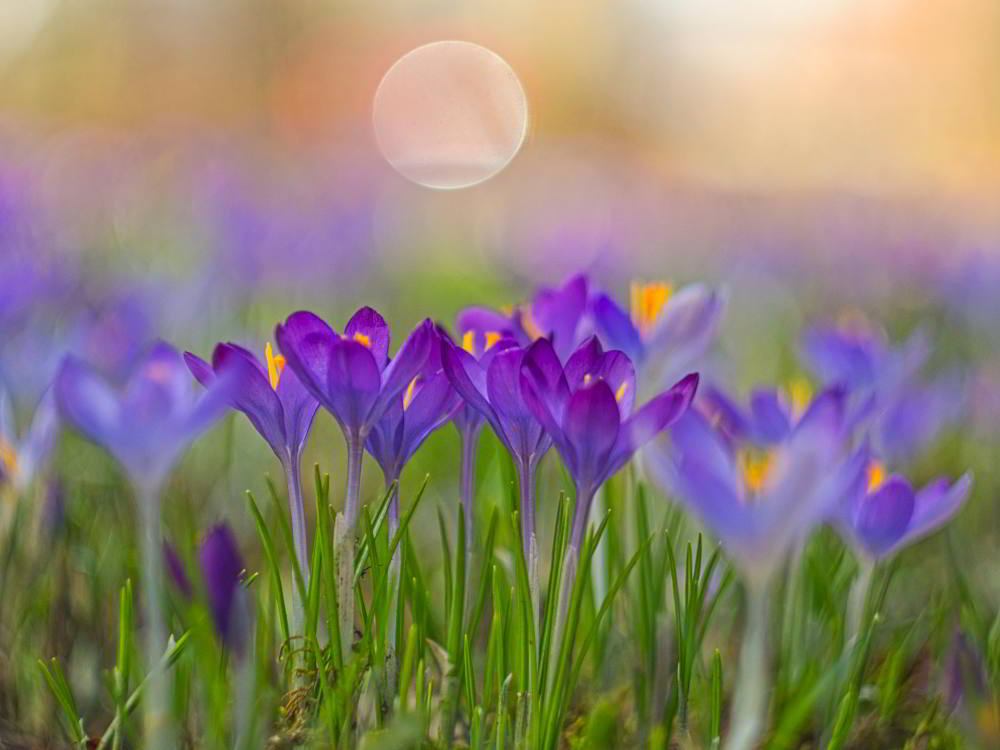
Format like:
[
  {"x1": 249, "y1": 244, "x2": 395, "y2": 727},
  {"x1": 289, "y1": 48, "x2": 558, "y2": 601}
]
[
  {"x1": 519, "y1": 273, "x2": 592, "y2": 361},
  {"x1": 801, "y1": 320, "x2": 961, "y2": 463},
  {"x1": 651, "y1": 387, "x2": 865, "y2": 586},
  {"x1": 591, "y1": 281, "x2": 725, "y2": 394},
  {"x1": 0, "y1": 387, "x2": 59, "y2": 493},
  {"x1": 55, "y1": 342, "x2": 236, "y2": 493},
  {"x1": 519, "y1": 336, "x2": 698, "y2": 552},
  {"x1": 457, "y1": 273, "x2": 592, "y2": 362},
  {"x1": 184, "y1": 342, "x2": 319, "y2": 590},
  {"x1": 440, "y1": 318, "x2": 518, "y2": 543},
  {"x1": 441, "y1": 339, "x2": 554, "y2": 559},
  {"x1": 199, "y1": 524, "x2": 250, "y2": 657},
  {"x1": 275, "y1": 307, "x2": 434, "y2": 532},
  {"x1": 365, "y1": 343, "x2": 461, "y2": 533},
  {"x1": 835, "y1": 454, "x2": 972, "y2": 561},
  {"x1": 276, "y1": 307, "x2": 434, "y2": 655}
]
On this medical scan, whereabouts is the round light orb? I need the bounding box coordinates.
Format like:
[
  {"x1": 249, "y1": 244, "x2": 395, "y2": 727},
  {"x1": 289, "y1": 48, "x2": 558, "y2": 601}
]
[{"x1": 373, "y1": 41, "x2": 528, "y2": 190}]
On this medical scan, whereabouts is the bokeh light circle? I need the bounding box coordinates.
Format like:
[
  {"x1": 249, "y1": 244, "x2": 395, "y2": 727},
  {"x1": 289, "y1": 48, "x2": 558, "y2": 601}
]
[{"x1": 373, "y1": 41, "x2": 528, "y2": 190}]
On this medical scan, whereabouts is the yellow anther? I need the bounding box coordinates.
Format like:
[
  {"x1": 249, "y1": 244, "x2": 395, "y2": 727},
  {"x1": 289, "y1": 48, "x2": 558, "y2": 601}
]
[
  {"x1": 866, "y1": 461, "x2": 886, "y2": 493},
  {"x1": 615, "y1": 381, "x2": 629, "y2": 403},
  {"x1": 461, "y1": 331, "x2": 476, "y2": 354},
  {"x1": 484, "y1": 331, "x2": 502, "y2": 351},
  {"x1": 403, "y1": 376, "x2": 420, "y2": 410},
  {"x1": 630, "y1": 281, "x2": 673, "y2": 335},
  {"x1": 583, "y1": 373, "x2": 593, "y2": 386},
  {"x1": 352, "y1": 332, "x2": 372, "y2": 349},
  {"x1": 784, "y1": 377, "x2": 813, "y2": 419},
  {"x1": 740, "y1": 449, "x2": 774, "y2": 494},
  {"x1": 520, "y1": 308, "x2": 544, "y2": 341},
  {"x1": 0, "y1": 438, "x2": 18, "y2": 480},
  {"x1": 265, "y1": 342, "x2": 286, "y2": 390}
]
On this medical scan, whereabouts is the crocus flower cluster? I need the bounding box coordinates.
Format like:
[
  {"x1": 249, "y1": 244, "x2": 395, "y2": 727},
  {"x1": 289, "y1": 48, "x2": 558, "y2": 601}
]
[{"x1": 42, "y1": 270, "x2": 977, "y2": 750}]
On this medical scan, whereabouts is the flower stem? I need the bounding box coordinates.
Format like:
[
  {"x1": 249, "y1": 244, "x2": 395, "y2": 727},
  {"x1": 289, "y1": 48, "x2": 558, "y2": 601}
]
[
  {"x1": 459, "y1": 426, "x2": 480, "y2": 555},
  {"x1": 335, "y1": 433, "x2": 365, "y2": 660},
  {"x1": 285, "y1": 456, "x2": 308, "y2": 635},
  {"x1": 385, "y1": 479, "x2": 402, "y2": 704},
  {"x1": 727, "y1": 582, "x2": 770, "y2": 750},
  {"x1": 138, "y1": 482, "x2": 173, "y2": 750},
  {"x1": 516, "y1": 459, "x2": 539, "y2": 625},
  {"x1": 846, "y1": 559, "x2": 874, "y2": 646}
]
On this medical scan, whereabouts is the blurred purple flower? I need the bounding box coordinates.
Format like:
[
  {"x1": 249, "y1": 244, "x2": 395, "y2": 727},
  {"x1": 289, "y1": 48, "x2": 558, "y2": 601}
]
[
  {"x1": 0, "y1": 387, "x2": 59, "y2": 493},
  {"x1": 835, "y1": 454, "x2": 972, "y2": 560},
  {"x1": 801, "y1": 320, "x2": 961, "y2": 463},
  {"x1": 520, "y1": 336, "x2": 697, "y2": 550},
  {"x1": 591, "y1": 281, "x2": 725, "y2": 394},
  {"x1": 54, "y1": 342, "x2": 237, "y2": 491},
  {"x1": 650, "y1": 387, "x2": 865, "y2": 585},
  {"x1": 199, "y1": 524, "x2": 250, "y2": 656}
]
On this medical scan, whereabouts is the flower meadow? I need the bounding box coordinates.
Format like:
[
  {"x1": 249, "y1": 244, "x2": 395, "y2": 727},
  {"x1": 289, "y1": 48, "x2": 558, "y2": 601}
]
[{"x1": 0, "y1": 253, "x2": 997, "y2": 750}]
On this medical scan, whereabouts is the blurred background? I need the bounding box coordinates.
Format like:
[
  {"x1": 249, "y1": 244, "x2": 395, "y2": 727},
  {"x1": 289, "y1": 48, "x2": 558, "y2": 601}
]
[{"x1": 2, "y1": 0, "x2": 1000, "y2": 409}]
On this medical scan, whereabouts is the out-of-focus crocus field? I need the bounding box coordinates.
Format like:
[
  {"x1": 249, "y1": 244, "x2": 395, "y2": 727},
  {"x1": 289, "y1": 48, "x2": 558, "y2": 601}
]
[{"x1": 1, "y1": 2, "x2": 999, "y2": 748}]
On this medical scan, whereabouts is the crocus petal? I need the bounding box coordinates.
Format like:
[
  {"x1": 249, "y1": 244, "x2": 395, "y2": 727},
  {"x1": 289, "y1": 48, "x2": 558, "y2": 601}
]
[
  {"x1": 702, "y1": 385, "x2": 754, "y2": 441},
  {"x1": 905, "y1": 474, "x2": 973, "y2": 545},
  {"x1": 399, "y1": 372, "x2": 460, "y2": 465},
  {"x1": 199, "y1": 524, "x2": 249, "y2": 654},
  {"x1": 591, "y1": 293, "x2": 642, "y2": 363},
  {"x1": 275, "y1": 311, "x2": 338, "y2": 405},
  {"x1": 184, "y1": 352, "x2": 216, "y2": 387},
  {"x1": 670, "y1": 452, "x2": 754, "y2": 553},
  {"x1": 345, "y1": 306, "x2": 390, "y2": 371},
  {"x1": 442, "y1": 341, "x2": 491, "y2": 408},
  {"x1": 276, "y1": 366, "x2": 320, "y2": 458},
  {"x1": 667, "y1": 409, "x2": 736, "y2": 484},
  {"x1": 876, "y1": 377, "x2": 963, "y2": 464},
  {"x1": 519, "y1": 356, "x2": 573, "y2": 462},
  {"x1": 123, "y1": 344, "x2": 191, "y2": 424},
  {"x1": 55, "y1": 356, "x2": 121, "y2": 446},
  {"x1": 563, "y1": 381, "x2": 621, "y2": 488},
  {"x1": 180, "y1": 364, "x2": 244, "y2": 447},
  {"x1": 0, "y1": 388, "x2": 14, "y2": 446},
  {"x1": 564, "y1": 336, "x2": 606, "y2": 389},
  {"x1": 366, "y1": 401, "x2": 405, "y2": 480},
  {"x1": 486, "y1": 348, "x2": 533, "y2": 449},
  {"x1": 212, "y1": 344, "x2": 288, "y2": 458},
  {"x1": 457, "y1": 307, "x2": 517, "y2": 337},
  {"x1": 16, "y1": 389, "x2": 60, "y2": 489},
  {"x1": 522, "y1": 337, "x2": 571, "y2": 419},
  {"x1": 800, "y1": 326, "x2": 879, "y2": 389},
  {"x1": 372, "y1": 319, "x2": 435, "y2": 427},
  {"x1": 532, "y1": 274, "x2": 589, "y2": 360},
  {"x1": 749, "y1": 388, "x2": 792, "y2": 444},
  {"x1": 643, "y1": 285, "x2": 725, "y2": 384},
  {"x1": 593, "y1": 350, "x2": 636, "y2": 418},
  {"x1": 324, "y1": 337, "x2": 381, "y2": 434},
  {"x1": 608, "y1": 372, "x2": 698, "y2": 477},
  {"x1": 853, "y1": 477, "x2": 916, "y2": 558}
]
